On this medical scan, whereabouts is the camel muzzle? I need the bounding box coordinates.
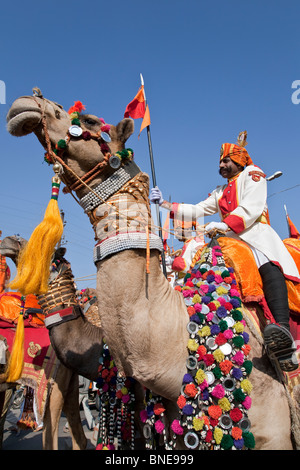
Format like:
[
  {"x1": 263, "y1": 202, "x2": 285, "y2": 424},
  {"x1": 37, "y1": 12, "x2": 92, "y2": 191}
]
[{"x1": 6, "y1": 97, "x2": 42, "y2": 136}]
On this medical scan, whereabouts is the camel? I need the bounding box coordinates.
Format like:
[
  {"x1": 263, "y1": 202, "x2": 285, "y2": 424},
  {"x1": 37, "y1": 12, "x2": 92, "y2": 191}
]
[
  {"x1": 5, "y1": 90, "x2": 300, "y2": 450},
  {"x1": 1, "y1": 236, "x2": 146, "y2": 450},
  {"x1": 0, "y1": 328, "x2": 87, "y2": 450},
  {"x1": 0, "y1": 236, "x2": 103, "y2": 450}
]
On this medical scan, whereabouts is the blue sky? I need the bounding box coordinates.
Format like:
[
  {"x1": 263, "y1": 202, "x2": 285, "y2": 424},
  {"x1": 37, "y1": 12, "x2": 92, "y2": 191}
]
[{"x1": 1, "y1": 0, "x2": 300, "y2": 289}]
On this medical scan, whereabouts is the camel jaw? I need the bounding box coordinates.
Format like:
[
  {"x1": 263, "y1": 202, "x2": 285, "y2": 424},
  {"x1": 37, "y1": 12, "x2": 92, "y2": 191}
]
[{"x1": 6, "y1": 97, "x2": 42, "y2": 136}]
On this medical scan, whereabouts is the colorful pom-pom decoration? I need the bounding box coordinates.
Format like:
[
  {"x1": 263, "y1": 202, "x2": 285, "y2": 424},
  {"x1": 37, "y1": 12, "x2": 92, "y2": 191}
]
[{"x1": 141, "y1": 241, "x2": 255, "y2": 451}]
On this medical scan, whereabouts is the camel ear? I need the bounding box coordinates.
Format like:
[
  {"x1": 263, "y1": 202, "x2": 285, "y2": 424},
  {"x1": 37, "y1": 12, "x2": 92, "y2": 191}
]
[{"x1": 116, "y1": 118, "x2": 134, "y2": 143}]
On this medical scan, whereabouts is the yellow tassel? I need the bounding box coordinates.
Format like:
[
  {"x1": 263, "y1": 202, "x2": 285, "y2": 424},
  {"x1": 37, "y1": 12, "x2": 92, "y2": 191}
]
[
  {"x1": 6, "y1": 302, "x2": 25, "y2": 383},
  {"x1": 9, "y1": 176, "x2": 63, "y2": 295}
]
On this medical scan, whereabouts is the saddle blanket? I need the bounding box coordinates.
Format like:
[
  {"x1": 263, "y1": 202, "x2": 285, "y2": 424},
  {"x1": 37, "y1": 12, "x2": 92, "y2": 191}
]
[{"x1": 0, "y1": 324, "x2": 58, "y2": 421}]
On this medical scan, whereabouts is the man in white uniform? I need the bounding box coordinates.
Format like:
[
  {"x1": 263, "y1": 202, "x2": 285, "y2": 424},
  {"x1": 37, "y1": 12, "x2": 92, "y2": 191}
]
[{"x1": 150, "y1": 133, "x2": 299, "y2": 372}]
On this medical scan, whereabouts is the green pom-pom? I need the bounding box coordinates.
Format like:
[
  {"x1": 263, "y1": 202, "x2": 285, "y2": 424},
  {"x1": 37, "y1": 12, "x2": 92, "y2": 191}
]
[
  {"x1": 221, "y1": 270, "x2": 230, "y2": 278},
  {"x1": 233, "y1": 388, "x2": 246, "y2": 403},
  {"x1": 57, "y1": 139, "x2": 67, "y2": 149},
  {"x1": 197, "y1": 313, "x2": 205, "y2": 324},
  {"x1": 243, "y1": 360, "x2": 253, "y2": 375},
  {"x1": 221, "y1": 434, "x2": 234, "y2": 450},
  {"x1": 232, "y1": 309, "x2": 243, "y2": 321},
  {"x1": 232, "y1": 336, "x2": 244, "y2": 348},
  {"x1": 243, "y1": 431, "x2": 255, "y2": 449},
  {"x1": 71, "y1": 118, "x2": 81, "y2": 126},
  {"x1": 213, "y1": 366, "x2": 222, "y2": 379},
  {"x1": 184, "y1": 273, "x2": 191, "y2": 281},
  {"x1": 200, "y1": 268, "x2": 207, "y2": 274},
  {"x1": 218, "y1": 320, "x2": 228, "y2": 332}
]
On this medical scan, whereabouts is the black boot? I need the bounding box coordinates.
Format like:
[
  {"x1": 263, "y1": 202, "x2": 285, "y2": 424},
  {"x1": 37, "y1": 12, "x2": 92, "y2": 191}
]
[{"x1": 259, "y1": 262, "x2": 298, "y2": 372}]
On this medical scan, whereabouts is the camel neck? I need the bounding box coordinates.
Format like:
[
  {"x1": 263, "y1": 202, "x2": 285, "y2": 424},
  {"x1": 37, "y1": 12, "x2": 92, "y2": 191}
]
[{"x1": 95, "y1": 249, "x2": 189, "y2": 399}]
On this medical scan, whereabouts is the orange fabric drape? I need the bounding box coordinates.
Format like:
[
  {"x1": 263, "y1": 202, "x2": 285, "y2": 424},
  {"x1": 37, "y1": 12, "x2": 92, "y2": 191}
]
[
  {"x1": 283, "y1": 238, "x2": 300, "y2": 314},
  {"x1": 0, "y1": 292, "x2": 44, "y2": 326},
  {"x1": 217, "y1": 237, "x2": 264, "y2": 303}
]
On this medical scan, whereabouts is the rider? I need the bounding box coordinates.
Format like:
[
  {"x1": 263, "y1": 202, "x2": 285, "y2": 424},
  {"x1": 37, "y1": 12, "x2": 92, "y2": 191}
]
[{"x1": 150, "y1": 132, "x2": 300, "y2": 372}]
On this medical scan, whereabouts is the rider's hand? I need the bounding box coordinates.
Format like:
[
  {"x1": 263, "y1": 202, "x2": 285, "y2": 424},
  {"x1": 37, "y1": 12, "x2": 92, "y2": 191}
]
[
  {"x1": 150, "y1": 186, "x2": 164, "y2": 205},
  {"x1": 205, "y1": 222, "x2": 229, "y2": 233}
]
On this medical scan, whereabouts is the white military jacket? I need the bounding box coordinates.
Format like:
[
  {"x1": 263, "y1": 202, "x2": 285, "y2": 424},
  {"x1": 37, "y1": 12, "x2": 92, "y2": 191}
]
[{"x1": 170, "y1": 165, "x2": 300, "y2": 282}]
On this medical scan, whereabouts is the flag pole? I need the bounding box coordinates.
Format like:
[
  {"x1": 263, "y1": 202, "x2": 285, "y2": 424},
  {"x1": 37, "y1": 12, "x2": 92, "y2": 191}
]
[{"x1": 140, "y1": 73, "x2": 167, "y2": 277}]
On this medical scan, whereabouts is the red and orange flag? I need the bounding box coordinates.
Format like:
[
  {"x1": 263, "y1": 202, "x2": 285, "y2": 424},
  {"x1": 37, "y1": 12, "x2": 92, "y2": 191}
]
[
  {"x1": 287, "y1": 215, "x2": 300, "y2": 239},
  {"x1": 124, "y1": 86, "x2": 151, "y2": 136}
]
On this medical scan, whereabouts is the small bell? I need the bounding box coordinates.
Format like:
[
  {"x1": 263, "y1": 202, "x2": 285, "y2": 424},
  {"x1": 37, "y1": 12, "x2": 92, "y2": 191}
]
[{"x1": 52, "y1": 162, "x2": 63, "y2": 176}]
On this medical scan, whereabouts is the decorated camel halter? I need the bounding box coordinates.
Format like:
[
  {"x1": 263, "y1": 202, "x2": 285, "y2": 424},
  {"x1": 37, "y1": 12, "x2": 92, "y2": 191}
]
[
  {"x1": 35, "y1": 95, "x2": 135, "y2": 194},
  {"x1": 31, "y1": 91, "x2": 162, "y2": 270}
]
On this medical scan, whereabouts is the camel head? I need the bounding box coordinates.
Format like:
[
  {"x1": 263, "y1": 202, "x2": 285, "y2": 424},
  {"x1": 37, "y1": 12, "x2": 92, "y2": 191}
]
[
  {"x1": 0, "y1": 235, "x2": 67, "y2": 269},
  {"x1": 0, "y1": 235, "x2": 27, "y2": 266},
  {"x1": 6, "y1": 89, "x2": 135, "y2": 197}
]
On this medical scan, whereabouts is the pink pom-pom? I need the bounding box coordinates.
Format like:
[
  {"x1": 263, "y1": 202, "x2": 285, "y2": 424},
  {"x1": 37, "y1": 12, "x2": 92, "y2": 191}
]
[
  {"x1": 242, "y1": 396, "x2": 252, "y2": 410},
  {"x1": 140, "y1": 410, "x2": 148, "y2": 423},
  {"x1": 232, "y1": 351, "x2": 244, "y2": 365},
  {"x1": 101, "y1": 124, "x2": 111, "y2": 133},
  {"x1": 122, "y1": 394, "x2": 130, "y2": 403},
  {"x1": 171, "y1": 419, "x2": 184, "y2": 435},
  {"x1": 223, "y1": 329, "x2": 233, "y2": 339},
  {"x1": 215, "y1": 274, "x2": 223, "y2": 284},
  {"x1": 183, "y1": 289, "x2": 193, "y2": 297},
  {"x1": 230, "y1": 288, "x2": 239, "y2": 297},
  {"x1": 155, "y1": 420, "x2": 165, "y2": 434},
  {"x1": 200, "y1": 285, "x2": 209, "y2": 294},
  {"x1": 199, "y1": 379, "x2": 208, "y2": 391},
  {"x1": 211, "y1": 384, "x2": 225, "y2": 399}
]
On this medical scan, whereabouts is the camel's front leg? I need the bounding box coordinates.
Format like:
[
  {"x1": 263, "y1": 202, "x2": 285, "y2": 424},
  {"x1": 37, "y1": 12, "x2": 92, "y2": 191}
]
[
  {"x1": 42, "y1": 366, "x2": 70, "y2": 450},
  {"x1": 62, "y1": 372, "x2": 87, "y2": 450}
]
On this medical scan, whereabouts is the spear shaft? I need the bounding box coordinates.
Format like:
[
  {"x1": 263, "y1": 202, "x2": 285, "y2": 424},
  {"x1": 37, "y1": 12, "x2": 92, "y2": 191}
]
[{"x1": 140, "y1": 74, "x2": 167, "y2": 277}]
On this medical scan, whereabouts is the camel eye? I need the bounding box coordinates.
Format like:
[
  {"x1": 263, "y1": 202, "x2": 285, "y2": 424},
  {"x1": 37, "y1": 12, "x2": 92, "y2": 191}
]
[{"x1": 83, "y1": 118, "x2": 98, "y2": 126}]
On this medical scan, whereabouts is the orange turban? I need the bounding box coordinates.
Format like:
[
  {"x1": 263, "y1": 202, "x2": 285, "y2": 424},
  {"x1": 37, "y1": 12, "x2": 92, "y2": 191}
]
[{"x1": 220, "y1": 132, "x2": 253, "y2": 167}]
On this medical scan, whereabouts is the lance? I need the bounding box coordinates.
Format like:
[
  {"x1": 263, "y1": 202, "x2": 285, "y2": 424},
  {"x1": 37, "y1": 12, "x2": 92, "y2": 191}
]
[
  {"x1": 140, "y1": 74, "x2": 167, "y2": 277},
  {"x1": 283, "y1": 204, "x2": 292, "y2": 238},
  {"x1": 284, "y1": 204, "x2": 292, "y2": 238}
]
